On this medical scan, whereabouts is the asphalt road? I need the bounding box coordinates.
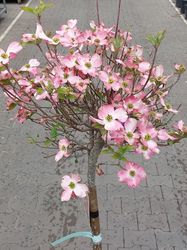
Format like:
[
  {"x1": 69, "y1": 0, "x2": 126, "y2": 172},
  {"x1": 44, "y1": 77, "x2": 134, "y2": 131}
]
[{"x1": 0, "y1": 1, "x2": 187, "y2": 250}]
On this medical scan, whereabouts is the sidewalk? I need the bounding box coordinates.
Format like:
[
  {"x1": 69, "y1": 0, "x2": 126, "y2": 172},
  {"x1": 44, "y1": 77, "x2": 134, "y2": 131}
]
[{"x1": 0, "y1": 0, "x2": 187, "y2": 249}]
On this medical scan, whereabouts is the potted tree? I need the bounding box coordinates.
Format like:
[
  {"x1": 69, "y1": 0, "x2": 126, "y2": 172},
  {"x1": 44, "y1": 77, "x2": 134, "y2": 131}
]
[{"x1": 0, "y1": 1, "x2": 186, "y2": 249}]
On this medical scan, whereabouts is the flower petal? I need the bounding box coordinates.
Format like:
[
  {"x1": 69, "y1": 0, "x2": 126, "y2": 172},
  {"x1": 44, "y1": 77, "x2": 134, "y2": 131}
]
[
  {"x1": 61, "y1": 188, "x2": 72, "y2": 201},
  {"x1": 55, "y1": 151, "x2": 64, "y2": 162}
]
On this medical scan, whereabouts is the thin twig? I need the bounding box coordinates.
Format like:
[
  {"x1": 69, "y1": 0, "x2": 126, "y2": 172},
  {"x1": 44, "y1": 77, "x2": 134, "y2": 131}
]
[
  {"x1": 115, "y1": 0, "x2": 122, "y2": 38},
  {"x1": 96, "y1": 0, "x2": 100, "y2": 26}
]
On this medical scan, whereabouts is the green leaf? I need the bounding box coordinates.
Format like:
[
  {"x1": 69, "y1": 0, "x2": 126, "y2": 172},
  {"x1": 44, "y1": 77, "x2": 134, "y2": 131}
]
[
  {"x1": 118, "y1": 145, "x2": 134, "y2": 154},
  {"x1": 27, "y1": 136, "x2": 37, "y2": 144},
  {"x1": 0, "y1": 79, "x2": 12, "y2": 85},
  {"x1": 146, "y1": 30, "x2": 166, "y2": 48},
  {"x1": 21, "y1": 0, "x2": 53, "y2": 16},
  {"x1": 120, "y1": 156, "x2": 127, "y2": 161},
  {"x1": 36, "y1": 87, "x2": 43, "y2": 94},
  {"x1": 21, "y1": 6, "x2": 36, "y2": 14},
  {"x1": 7, "y1": 103, "x2": 17, "y2": 111},
  {"x1": 44, "y1": 138, "x2": 52, "y2": 146},
  {"x1": 112, "y1": 152, "x2": 121, "y2": 159},
  {"x1": 57, "y1": 87, "x2": 75, "y2": 101},
  {"x1": 46, "y1": 81, "x2": 54, "y2": 93},
  {"x1": 112, "y1": 36, "x2": 123, "y2": 50},
  {"x1": 92, "y1": 123, "x2": 103, "y2": 129},
  {"x1": 101, "y1": 146, "x2": 115, "y2": 155},
  {"x1": 50, "y1": 126, "x2": 58, "y2": 139},
  {"x1": 0, "y1": 65, "x2": 6, "y2": 71}
]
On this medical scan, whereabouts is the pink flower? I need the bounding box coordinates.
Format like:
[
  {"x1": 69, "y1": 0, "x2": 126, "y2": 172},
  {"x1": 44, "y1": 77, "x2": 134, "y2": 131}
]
[
  {"x1": 56, "y1": 20, "x2": 81, "y2": 48},
  {"x1": 20, "y1": 59, "x2": 40, "y2": 75},
  {"x1": 53, "y1": 67, "x2": 76, "y2": 87},
  {"x1": 61, "y1": 54, "x2": 77, "y2": 68},
  {"x1": 175, "y1": 64, "x2": 185, "y2": 74},
  {"x1": 174, "y1": 120, "x2": 184, "y2": 131},
  {"x1": 117, "y1": 161, "x2": 146, "y2": 188},
  {"x1": 35, "y1": 23, "x2": 53, "y2": 43},
  {"x1": 136, "y1": 143, "x2": 157, "y2": 160},
  {"x1": 122, "y1": 31, "x2": 132, "y2": 42},
  {"x1": 91, "y1": 104, "x2": 127, "y2": 131},
  {"x1": 131, "y1": 45, "x2": 143, "y2": 59},
  {"x1": 16, "y1": 108, "x2": 31, "y2": 123},
  {"x1": 75, "y1": 79, "x2": 89, "y2": 92},
  {"x1": 124, "y1": 118, "x2": 139, "y2": 145},
  {"x1": 55, "y1": 138, "x2": 70, "y2": 162},
  {"x1": 108, "y1": 128, "x2": 125, "y2": 144},
  {"x1": 139, "y1": 122, "x2": 159, "y2": 154},
  {"x1": 0, "y1": 42, "x2": 22, "y2": 64},
  {"x1": 77, "y1": 53, "x2": 102, "y2": 76},
  {"x1": 158, "y1": 129, "x2": 173, "y2": 141},
  {"x1": 152, "y1": 65, "x2": 169, "y2": 84},
  {"x1": 160, "y1": 97, "x2": 178, "y2": 113},
  {"x1": 138, "y1": 61, "x2": 150, "y2": 73},
  {"x1": 99, "y1": 71, "x2": 120, "y2": 91},
  {"x1": 123, "y1": 96, "x2": 147, "y2": 116},
  {"x1": 22, "y1": 33, "x2": 36, "y2": 43},
  {"x1": 61, "y1": 174, "x2": 88, "y2": 201},
  {"x1": 91, "y1": 30, "x2": 108, "y2": 46}
]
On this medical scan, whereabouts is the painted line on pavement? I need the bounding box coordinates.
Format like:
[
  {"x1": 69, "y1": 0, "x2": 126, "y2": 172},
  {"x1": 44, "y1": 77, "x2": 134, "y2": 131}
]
[
  {"x1": 168, "y1": 0, "x2": 187, "y2": 25},
  {"x1": 0, "y1": 0, "x2": 33, "y2": 43}
]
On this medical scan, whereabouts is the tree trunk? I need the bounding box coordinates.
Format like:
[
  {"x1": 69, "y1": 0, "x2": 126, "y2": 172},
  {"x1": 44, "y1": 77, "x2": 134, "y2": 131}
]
[
  {"x1": 87, "y1": 134, "x2": 104, "y2": 250},
  {"x1": 89, "y1": 186, "x2": 102, "y2": 250}
]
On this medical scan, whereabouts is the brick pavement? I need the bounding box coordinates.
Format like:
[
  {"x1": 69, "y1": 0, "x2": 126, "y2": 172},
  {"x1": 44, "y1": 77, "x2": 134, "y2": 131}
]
[{"x1": 0, "y1": 0, "x2": 187, "y2": 249}]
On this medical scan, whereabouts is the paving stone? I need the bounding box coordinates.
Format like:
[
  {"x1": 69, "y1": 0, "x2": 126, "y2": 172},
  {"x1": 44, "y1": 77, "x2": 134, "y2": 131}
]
[
  {"x1": 134, "y1": 186, "x2": 163, "y2": 200},
  {"x1": 138, "y1": 213, "x2": 169, "y2": 231},
  {"x1": 108, "y1": 183, "x2": 135, "y2": 199},
  {"x1": 122, "y1": 198, "x2": 151, "y2": 214},
  {"x1": 147, "y1": 175, "x2": 174, "y2": 188},
  {"x1": 150, "y1": 198, "x2": 181, "y2": 214},
  {"x1": 124, "y1": 229, "x2": 157, "y2": 249},
  {"x1": 161, "y1": 186, "x2": 187, "y2": 201},
  {"x1": 167, "y1": 213, "x2": 187, "y2": 232},
  {"x1": 100, "y1": 197, "x2": 122, "y2": 213},
  {"x1": 108, "y1": 211, "x2": 138, "y2": 230},
  {"x1": 117, "y1": 247, "x2": 141, "y2": 250},
  {"x1": 155, "y1": 230, "x2": 187, "y2": 249},
  {"x1": 140, "y1": 247, "x2": 157, "y2": 250},
  {"x1": 102, "y1": 228, "x2": 124, "y2": 248},
  {"x1": 172, "y1": 175, "x2": 187, "y2": 190},
  {"x1": 179, "y1": 199, "x2": 187, "y2": 217},
  {"x1": 143, "y1": 162, "x2": 159, "y2": 176}
]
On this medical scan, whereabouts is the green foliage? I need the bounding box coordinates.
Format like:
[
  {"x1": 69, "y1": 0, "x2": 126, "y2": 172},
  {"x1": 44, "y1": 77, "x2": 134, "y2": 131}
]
[
  {"x1": 7, "y1": 103, "x2": 17, "y2": 111},
  {"x1": 0, "y1": 66, "x2": 6, "y2": 72},
  {"x1": 57, "y1": 87, "x2": 76, "y2": 101},
  {"x1": 102, "y1": 144, "x2": 134, "y2": 161},
  {"x1": 27, "y1": 136, "x2": 38, "y2": 144},
  {"x1": 146, "y1": 30, "x2": 166, "y2": 48},
  {"x1": 0, "y1": 79, "x2": 12, "y2": 86},
  {"x1": 112, "y1": 36, "x2": 123, "y2": 50},
  {"x1": 50, "y1": 126, "x2": 58, "y2": 139},
  {"x1": 92, "y1": 123, "x2": 107, "y2": 135},
  {"x1": 44, "y1": 138, "x2": 52, "y2": 146},
  {"x1": 22, "y1": 0, "x2": 53, "y2": 16},
  {"x1": 36, "y1": 87, "x2": 43, "y2": 94}
]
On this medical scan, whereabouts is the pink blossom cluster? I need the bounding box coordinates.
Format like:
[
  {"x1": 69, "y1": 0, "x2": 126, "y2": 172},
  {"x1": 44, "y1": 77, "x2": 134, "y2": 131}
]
[{"x1": 0, "y1": 19, "x2": 186, "y2": 192}]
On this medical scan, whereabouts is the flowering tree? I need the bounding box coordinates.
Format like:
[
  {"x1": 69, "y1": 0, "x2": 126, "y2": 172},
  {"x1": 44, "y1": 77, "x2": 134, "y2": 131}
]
[{"x1": 0, "y1": 1, "x2": 186, "y2": 249}]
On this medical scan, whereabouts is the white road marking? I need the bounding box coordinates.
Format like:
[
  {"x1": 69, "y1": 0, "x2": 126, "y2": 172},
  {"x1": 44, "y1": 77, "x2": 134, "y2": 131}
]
[
  {"x1": 168, "y1": 0, "x2": 187, "y2": 25},
  {"x1": 0, "y1": 0, "x2": 33, "y2": 43}
]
